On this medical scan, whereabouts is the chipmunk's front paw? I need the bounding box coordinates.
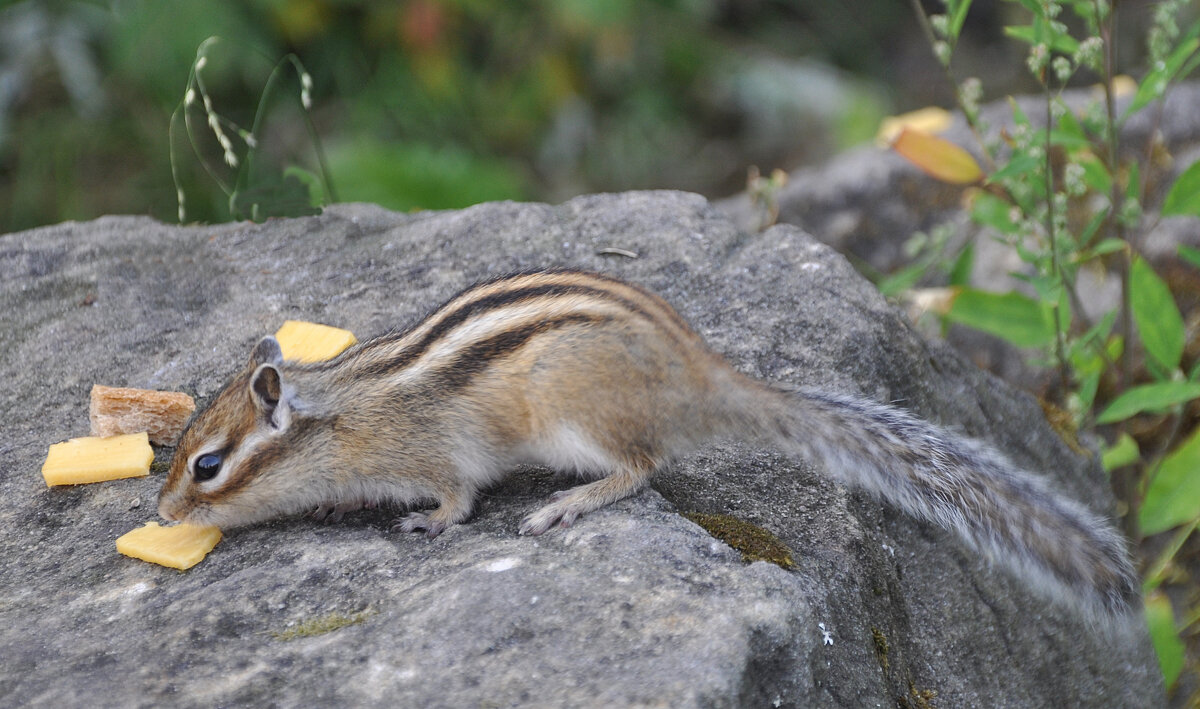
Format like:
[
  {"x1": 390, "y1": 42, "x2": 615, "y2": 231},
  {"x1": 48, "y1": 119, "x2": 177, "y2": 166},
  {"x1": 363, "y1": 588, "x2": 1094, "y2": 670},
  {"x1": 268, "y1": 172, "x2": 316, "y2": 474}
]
[
  {"x1": 390, "y1": 511, "x2": 446, "y2": 539},
  {"x1": 313, "y1": 500, "x2": 371, "y2": 523},
  {"x1": 519, "y1": 491, "x2": 582, "y2": 536}
]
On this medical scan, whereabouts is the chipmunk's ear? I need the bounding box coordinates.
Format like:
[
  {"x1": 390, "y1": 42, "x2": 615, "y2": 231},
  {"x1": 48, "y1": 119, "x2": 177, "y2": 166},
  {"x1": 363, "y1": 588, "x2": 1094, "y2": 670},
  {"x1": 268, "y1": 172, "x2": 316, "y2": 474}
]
[
  {"x1": 249, "y1": 362, "x2": 288, "y2": 426},
  {"x1": 250, "y1": 336, "x2": 283, "y2": 367},
  {"x1": 248, "y1": 337, "x2": 289, "y2": 426}
]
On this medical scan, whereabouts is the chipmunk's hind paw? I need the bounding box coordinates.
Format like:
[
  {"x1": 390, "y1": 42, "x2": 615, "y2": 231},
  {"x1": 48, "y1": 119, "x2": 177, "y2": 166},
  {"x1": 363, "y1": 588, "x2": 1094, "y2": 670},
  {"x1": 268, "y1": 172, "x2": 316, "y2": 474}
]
[
  {"x1": 519, "y1": 491, "x2": 583, "y2": 536},
  {"x1": 390, "y1": 511, "x2": 447, "y2": 539},
  {"x1": 519, "y1": 470, "x2": 650, "y2": 535}
]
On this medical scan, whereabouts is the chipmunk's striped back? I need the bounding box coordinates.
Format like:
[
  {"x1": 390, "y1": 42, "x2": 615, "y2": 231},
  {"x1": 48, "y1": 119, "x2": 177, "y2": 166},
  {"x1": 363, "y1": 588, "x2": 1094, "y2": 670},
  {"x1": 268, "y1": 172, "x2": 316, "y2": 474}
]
[
  {"x1": 323, "y1": 269, "x2": 709, "y2": 388},
  {"x1": 161, "y1": 268, "x2": 1138, "y2": 626}
]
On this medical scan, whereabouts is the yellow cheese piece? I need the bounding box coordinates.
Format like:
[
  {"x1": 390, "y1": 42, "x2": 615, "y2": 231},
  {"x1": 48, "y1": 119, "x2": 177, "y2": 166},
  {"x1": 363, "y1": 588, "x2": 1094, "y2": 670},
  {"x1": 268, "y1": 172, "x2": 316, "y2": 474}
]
[
  {"x1": 274, "y1": 320, "x2": 357, "y2": 363},
  {"x1": 116, "y1": 522, "x2": 222, "y2": 570},
  {"x1": 42, "y1": 432, "x2": 154, "y2": 487}
]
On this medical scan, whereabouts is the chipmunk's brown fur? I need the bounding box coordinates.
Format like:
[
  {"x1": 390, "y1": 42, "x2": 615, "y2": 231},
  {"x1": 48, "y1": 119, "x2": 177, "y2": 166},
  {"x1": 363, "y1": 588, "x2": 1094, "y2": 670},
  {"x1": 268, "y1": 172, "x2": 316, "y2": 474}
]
[{"x1": 160, "y1": 269, "x2": 1137, "y2": 620}]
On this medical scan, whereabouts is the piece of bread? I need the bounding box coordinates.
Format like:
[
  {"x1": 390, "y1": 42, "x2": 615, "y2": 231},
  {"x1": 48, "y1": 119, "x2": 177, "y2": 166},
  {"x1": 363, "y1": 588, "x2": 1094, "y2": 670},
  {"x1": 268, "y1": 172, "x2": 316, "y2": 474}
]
[{"x1": 89, "y1": 385, "x2": 196, "y2": 445}]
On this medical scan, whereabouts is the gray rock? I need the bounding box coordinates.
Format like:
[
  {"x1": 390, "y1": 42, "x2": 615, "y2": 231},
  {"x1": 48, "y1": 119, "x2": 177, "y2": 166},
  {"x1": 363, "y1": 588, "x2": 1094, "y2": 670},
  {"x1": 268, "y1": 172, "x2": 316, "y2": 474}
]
[{"x1": 0, "y1": 192, "x2": 1162, "y2": 707}]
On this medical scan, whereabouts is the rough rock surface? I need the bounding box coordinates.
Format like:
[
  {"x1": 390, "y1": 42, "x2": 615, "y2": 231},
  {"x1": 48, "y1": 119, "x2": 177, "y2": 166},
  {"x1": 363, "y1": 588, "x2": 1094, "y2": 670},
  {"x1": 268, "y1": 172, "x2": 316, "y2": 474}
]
[{"x1": 0, "y1": 192, "x2": 1162, "y2": 707}]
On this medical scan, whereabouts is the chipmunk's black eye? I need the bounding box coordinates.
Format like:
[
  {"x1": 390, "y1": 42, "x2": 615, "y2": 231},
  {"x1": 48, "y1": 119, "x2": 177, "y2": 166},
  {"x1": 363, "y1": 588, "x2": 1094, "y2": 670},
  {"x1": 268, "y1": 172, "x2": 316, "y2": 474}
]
[{"x1": 194, "y1": 453, "x2": 223, "y2": 482}]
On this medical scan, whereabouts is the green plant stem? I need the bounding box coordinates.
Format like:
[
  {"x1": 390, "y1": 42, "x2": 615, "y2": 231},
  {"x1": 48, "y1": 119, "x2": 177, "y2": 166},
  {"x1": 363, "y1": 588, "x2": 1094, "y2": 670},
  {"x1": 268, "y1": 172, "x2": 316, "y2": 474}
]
[
  {"x1": 1088, "y1": 0, "x2": 1145, "y2": 542},
  {"x1": 287, "y1": 55, "x2": 337, "y2": 203},
  {"x1": 1181, "y1": 599, "x2": 1200, "y2": 634},
  {"x1": 1094, "y1": 0, "x2": 1134, "y2": 389},
  {"x1": 906, "y1": 0, "x2": 997, "y2": 171},
  {"x1": 1143, "y1": 516, "x2": 1199, "y2": 591},
  {"x1": 1139, "y1": 408, "x2": 1190, "y2": 502},
  {"x1": 1042, "y1": 87, "x2": 1072, "y2": 395},
  {"x1": 168, "y1": 107, "x2": 187, "y2": 223},
  {"x1": 181, "y1": 79, "x2": 233, "y2": 195}
]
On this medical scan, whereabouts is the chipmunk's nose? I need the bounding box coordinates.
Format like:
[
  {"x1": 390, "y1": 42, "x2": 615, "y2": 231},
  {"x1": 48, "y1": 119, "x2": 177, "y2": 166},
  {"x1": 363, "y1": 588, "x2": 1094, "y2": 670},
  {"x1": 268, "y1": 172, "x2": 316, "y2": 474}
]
[{"x1": 157, "y1": 503, "x2": 177, "y2": 522}]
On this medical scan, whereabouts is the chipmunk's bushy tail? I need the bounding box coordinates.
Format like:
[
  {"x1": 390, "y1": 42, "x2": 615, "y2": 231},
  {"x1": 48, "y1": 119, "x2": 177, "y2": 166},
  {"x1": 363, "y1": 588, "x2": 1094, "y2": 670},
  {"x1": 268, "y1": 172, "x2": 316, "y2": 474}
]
[{"x1": 742, "y1": 384, "x2": 1138, "y2": 621}]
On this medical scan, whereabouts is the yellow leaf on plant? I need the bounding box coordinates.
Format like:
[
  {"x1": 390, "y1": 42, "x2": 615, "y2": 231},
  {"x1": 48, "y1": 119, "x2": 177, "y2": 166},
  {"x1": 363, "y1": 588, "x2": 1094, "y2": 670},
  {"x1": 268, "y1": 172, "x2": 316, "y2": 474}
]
[
  {"x1": 890, "y1": 127, "x2": 984, "y2": 185},
  {"x1": 42, "y1": 432, "x2": 154, "y2": 486},
  {"x1": 116, "y1": 522, "x2": 222, "y2": 570},
  {"x1": 275, "y1": 320, "x2": 357, "y2": 363},
  {"x1": 876, "y1": 106, "x2": 954, "y2": 146}
]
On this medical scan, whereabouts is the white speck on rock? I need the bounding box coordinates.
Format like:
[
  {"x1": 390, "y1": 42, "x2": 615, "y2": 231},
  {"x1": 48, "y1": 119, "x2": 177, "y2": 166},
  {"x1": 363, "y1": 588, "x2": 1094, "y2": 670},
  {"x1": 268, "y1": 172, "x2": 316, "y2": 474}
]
[{"x1": 484, "y1": 557, "x2": 521, "y2": 573}]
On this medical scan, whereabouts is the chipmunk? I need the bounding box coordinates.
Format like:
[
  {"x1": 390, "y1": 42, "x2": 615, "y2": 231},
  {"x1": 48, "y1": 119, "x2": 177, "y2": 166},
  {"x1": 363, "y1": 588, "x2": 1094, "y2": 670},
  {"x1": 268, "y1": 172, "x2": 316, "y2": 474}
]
[{"x1": 159, "y1": 269, "x2": 1137, "y2": 619}]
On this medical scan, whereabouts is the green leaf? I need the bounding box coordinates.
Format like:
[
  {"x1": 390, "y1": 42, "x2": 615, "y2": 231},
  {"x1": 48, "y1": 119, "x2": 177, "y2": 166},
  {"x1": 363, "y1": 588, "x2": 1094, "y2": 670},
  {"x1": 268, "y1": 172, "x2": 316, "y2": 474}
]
[
  {"x1": 1143, "y1": 518, "x2": 1200, "y2": 593},
  {"x1": 1008, "y1": 96, "x2": 1031, "y2": 127},
  {"x1": 1180, "y1": 51, "x2": 1200, "y2": 85},
  {"x1": 1012, "y1": 0, "x2": 1043, "y2": 17},
  {"x1": 1180, "y1": 244, "x2": 1200, "y2": 270},
  {"x1": 1013, "y1": 237, "x2": 1041, "y2": 266},
  {"x1": 1088, "y1": 308, "x2": 1120, "y2": 347},
  {"x1": 1128, "y1": 76, "x2": 1163, "y2": 119},
  {"x1": 283, "y1": 165, "x2": 326, "y2": 205},
  {"x1": 1163, "y1": 34, "x2": 1199, "y2": 80},
  {"x1": 1162, "y1": 161, "x2": 1200, "y2": 217},
  {"x1": 327, "y1": 141, "x2": 529, "y2": 211},
  {"x1": 1004, "y1": 25, "x2": 1039, "y2": 49},
  {"x1": 1075, "y1": 368, "x2": 1101, "y2": 412},
  {"x1": 1056, "y1": 285, "x2": 1070, "y2": 333},
  {"x1": 1130, "y1": 257, "x2": 1185, "y2": 371},
  {"x1": 971, "y1": 191, "x2": 1021, "y2": 234},
  {"x1": 1140, "y1": 427, "x2": 1200, "y2": 535},
  {"x1": 1078, "y1": 155, "x2": 1112, "y2": 195},
  {"x1": 877, "y1": 262, "x2": 929, "y2": 297},
  {"x1": 229, "y1": 172, "x2": 323, "y2": 222},
  {"x1": 1003, "y1": 23, "x2": 1079, "y2": 53},
  {"x1": 1125, "y1": 160, "x2": 1141, "y2": 203},
  {"x1": 1097, "y1": 382, "x2": 1200, "y2": 424},
  {"x1": 1076, "y1": 209, "x2": 1110, "y2": 251},
  {"x1": 1029, "y1": 273, "x2": 1064, "y2": 304},
  {"x1": 1145, "y1": 594, "x2": 1185, "y2": 689},
  {"x1": 1069, "y1": 0, "x2": 1097, "y2": 26},
  {"x1": 1050, "y1": 107, "x2": 1089, "y2": 149},
  {"x1": 1101, "y1": 433, "x2": 1139, "y2": 471},
  {"x1": 1126, "y1": 38, "x2": 1200, "y2": 117},
  {"x1": 946, "y1": 289, "x2": 1056, "y2": 348},
  {"x1": 948, "y1": 242, "x2": 974, "y2": 286},
  {"x1": 1081, "y1": 237, "x2": 1125, "y2": 259},
  {"x1": 948, "y1": 0, "x2": 973, "y2": 40},
  {"x1": 1068, "y1": 311, "x2": 1118, "y2": 410},
  {"x1": 988, "y1": 153, "x2": 1043, "y2": 184}
]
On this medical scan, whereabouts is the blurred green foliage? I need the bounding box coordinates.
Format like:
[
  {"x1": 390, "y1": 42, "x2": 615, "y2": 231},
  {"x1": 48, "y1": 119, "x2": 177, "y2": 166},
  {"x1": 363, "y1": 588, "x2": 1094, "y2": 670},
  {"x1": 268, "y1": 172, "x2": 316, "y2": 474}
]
[{"x1": 0, "y1": 0, "x2": 927, "y2": 230}]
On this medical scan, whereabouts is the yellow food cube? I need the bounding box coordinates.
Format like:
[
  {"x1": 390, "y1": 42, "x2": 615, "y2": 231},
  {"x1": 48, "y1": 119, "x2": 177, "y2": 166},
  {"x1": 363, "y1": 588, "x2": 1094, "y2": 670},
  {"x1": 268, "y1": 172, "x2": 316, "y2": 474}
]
[
  {"x1": 42, "y1": 432, "x2": 154, "y2": 487},
  {"x1": 274, "y1": 320, "x2": 357, "y2": 363},
  {"x1": 116, "y1": 522, "x2": 222, "y2": 570}
]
